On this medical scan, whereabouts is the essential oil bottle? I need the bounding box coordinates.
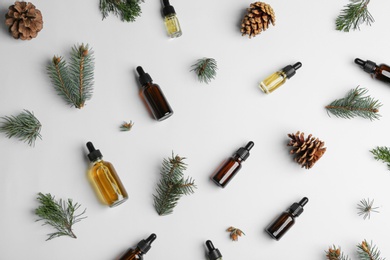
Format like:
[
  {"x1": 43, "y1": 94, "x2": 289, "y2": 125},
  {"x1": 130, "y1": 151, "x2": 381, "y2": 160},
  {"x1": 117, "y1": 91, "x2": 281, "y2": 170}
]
[
  {"x1": 212, "y1": 141, "x2": 254, "y2": 188},
  {"x1": 205, "y1": 240, "x2": 222, "y2": 260},
  {"x1": 136, "y1": 66, "x2": 174, "y2": 121},
  {"x1": 162, "y1": 0, "x2": 182, "y2": 38},
  {"x1": 355, "y1": 58, "x2": 390, "y2": 85},
  {"x1": 86, "y1": 142, "x2": 128, "y2": 207},
  {"x1": 259, "y1": 62, "x2": 302, "y2": 94},
  {"x1": 118, "y1": 234, "x2": 157, "y2": 260},
  {"x1": 265, "y1": 197, "x2": 308, "y2": 240}
]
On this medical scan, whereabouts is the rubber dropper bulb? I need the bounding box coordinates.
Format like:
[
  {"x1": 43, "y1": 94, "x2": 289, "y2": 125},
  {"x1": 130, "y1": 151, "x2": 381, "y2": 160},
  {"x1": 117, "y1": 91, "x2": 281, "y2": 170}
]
[
  {"x1": 299, "y1": 197, "x2": 309, "y2": 207},
  {"x1": 293, "y1": 62, "x2": 302, "y2": 71}
]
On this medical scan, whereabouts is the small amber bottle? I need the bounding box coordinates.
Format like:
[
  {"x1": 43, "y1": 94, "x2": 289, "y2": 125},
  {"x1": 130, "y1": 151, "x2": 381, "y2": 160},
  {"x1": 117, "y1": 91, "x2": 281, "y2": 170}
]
[
  {"x1": 212, "y1": 141, "x2": 254, "y2": 188},
  {"x1": 136, "y1": 66, "x2": 174, "y2": 121},
  {"x1": 259, "y1": 62, "x2": 302, "y2": 94},
  {"x1": 86, "y1": 142, "x2": 128, "y2": 207},
  {"x1": 205, "y1": 240, "x2": 223, "y2": 260},
  {"x1": 265, "y1": 197, "x2": 308, "y2": 240},
  {"x1": 118, "y1": 234, "x2": 157, "y2": 260},
  {"x1": 162, "y1": 0, "x2": 182, "y2": 38},
  {"x1": 355, "y1": 58, "x2": 390, "y2": 85}
]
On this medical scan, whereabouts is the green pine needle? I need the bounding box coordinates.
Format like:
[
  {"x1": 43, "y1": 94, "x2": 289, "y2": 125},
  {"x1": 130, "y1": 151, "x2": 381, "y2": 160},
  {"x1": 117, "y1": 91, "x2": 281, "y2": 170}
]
[
  {"x1": 0, "y1": 110, "x2": 42, "y2": 146},
  {"x1": 371, "y1": 146, "x2": 390, "y2": 170},
  {"x1": 35, "y1": 193, "x2": 87, "y2": 241},
  {"x1": 325, "y1": 245, "x2": 351, "y2": 260},
  {"x1": 357, "y1": 240, "x2": 384, "y2": 260},
  {"x1": 336, "y1": 0, "x2": 374, "y2": 32},
  {"x1": 120, "y1": 120, "x2": 134, "y2": 131},
  {"x1": 325, "y1": 86, "x2": 381, "y2": 120},
  {"x1": 357, "y1": 198, "x2": 379, "y2": 220},
  {"x1": 99, "y1": 0, "x2": 142, "y2": 22},
  {"x1": 191, "y1": 58, "x2": 218, "y2": 84},
  {"x1": 153, "y1": 153, "x2": 196, "y2": 216}
]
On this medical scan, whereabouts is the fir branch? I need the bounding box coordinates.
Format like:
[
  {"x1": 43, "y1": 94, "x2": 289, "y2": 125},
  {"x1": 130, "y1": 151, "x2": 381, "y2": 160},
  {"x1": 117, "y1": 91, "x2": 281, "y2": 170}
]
[
  {"x1": 357, "y1": 240, "x2": 384, "y2": 260},
  {"x1": 336, "y1": 0, "x2": 374, "y2": 32},
  {"x1": 35, "y1": 193, "x2": 87, "y2": 241},
  {"x1": 120, "y1": 120, "x2": 134, "y2": 131},
  {"x1": 0, "y1": 110, "x2": 42, "y2": 146},
  {"x1": 357, "y1": 198, "x2": 379, "y2": 220},
  {"x1": 190, "y1": 58, "x2": 218, "y2": 84},
  {"x1": 99, "y1": 0, "x2": 142, "y2": 22},
  {"x1": 325, "y1": 245, "x2": 351, "y2": 260},
  {"x1": 153, "y1": 153, "x2": 196, "y2": 216},
  {"x1": 325, "y1": 87, "x2": 381, "y2": 120},
  {"x1": 370, "y1": 146, "x2": 390, "y2": 170}
]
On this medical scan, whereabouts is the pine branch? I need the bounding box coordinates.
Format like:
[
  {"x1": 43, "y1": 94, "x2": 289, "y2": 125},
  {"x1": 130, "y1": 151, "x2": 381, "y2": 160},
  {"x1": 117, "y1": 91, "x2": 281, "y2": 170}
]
[
  {"x1": 120, "y1": 120, "x2": 134, "y2": 131},
  {"x1": 357, "y1": 198, "x2": 379, "y2": 220},
  {"x1": 153, "y1": 153, "x2": 196, "y2": 216},
  {"x1": 0, "y1": 110, "x2": 42, "y2": 146},
  {"x1": 370, "y1": 146, "x2": 390, "y2": 170},
  {"x1": 336, "y1": 0, "x2": 374, "y2": 32},
  {"x1": 325, "y1": 245, "x2": 351, "y2": 260},
  {"x1": 99, "y1": 0, "x2": 142, "y2": 22},
  {"x1": 190, "y1": 58, "x2": 218, "y2": 84},
  {"x1": 325, "y1": 87, "x2": 381, "y2": 120},
  {"x1": 357, "y1": 240, "x2": 384, "y2": 260},
  {"x1": 35, "y1": 193, "x2": 87, "y2": 241}
]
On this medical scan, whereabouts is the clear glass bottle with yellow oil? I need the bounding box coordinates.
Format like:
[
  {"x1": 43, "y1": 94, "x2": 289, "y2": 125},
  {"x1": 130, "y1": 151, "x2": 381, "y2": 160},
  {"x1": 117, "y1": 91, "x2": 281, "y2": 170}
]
[
  {"x1": 162, "y1": 0, "x2": 182, "y2": 38},
  {"x1": 86, "y1": 142, "x2": 128, "y2": 207},
  {"x1": 259, "y1": 62, "x2": 302, "y2": 94}
]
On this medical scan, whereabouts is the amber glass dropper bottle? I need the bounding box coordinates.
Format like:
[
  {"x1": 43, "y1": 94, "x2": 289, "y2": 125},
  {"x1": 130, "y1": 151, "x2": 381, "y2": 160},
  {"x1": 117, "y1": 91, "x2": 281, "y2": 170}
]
[
  {"x1": 259, "y1": 62, "x2": 302, "y2": 94},
  {"x1": 118, "y1": 234, "x2": 157, "y2": 260},
  {"x1": 354, "y1": 58, "x2": 390, "y2": 85},
  {"x1": 136, "y1": 66, "x2": 174, "y2": 121}
]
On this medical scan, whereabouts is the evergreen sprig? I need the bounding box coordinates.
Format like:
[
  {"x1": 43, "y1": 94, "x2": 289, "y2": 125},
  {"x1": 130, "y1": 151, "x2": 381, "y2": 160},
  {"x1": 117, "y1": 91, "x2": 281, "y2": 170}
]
[
  {"x1": 120, "y1": 120, "x2": 134, "y2": 131},
  {"x1": 0, "y1": 110, "x2": 41, "y2": 146},
  {"x1": 370, "y1": 146, "x2": 390, "y2": 170},
  {"x1": 153, "y1": 153, "x2": 196, "y2": 216},
  {"x1": 325, "y1": 87, "x2": 381, "y2": 120},
  {"x1": 336, "y1": 0, "x2": 374, "y2": 32},
  {"x1": 191, "y1": 58, "x2": 218, "y2": 84},
  {"x1": 357, "y1": 240, "x2": 384, "y2": 260},
  {"x1": 357, "y1": 198, "x2": 379, "y2": 220},
  {"x1": 35, "y1": 193, "x2": 87, "y2": 241},
  {"x1": 99, "y1": 0, "x2": 142, "y2": 22},
  {"x1": 326, "y1": 245, "x2": 351, "y2": 260},
  {"x1": 47, "y1": 44, "x2": 95, "y2": 109}
]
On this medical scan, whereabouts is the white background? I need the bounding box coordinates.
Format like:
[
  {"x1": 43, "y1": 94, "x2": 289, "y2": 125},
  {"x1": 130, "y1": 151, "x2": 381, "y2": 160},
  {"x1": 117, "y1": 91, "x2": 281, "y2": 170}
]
[{"x1": 1, "y1": 0, "x2": 390, "y2": 259}]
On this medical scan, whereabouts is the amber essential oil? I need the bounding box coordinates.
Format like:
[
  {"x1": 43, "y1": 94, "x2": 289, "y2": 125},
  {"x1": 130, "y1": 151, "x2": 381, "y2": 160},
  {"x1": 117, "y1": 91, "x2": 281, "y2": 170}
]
[
  {"x1": 355, "y1": 58, "x2": 390, "y2": 85},
  {"x1": 118, "y1": 234, "x2": 157, "y2": 260}
]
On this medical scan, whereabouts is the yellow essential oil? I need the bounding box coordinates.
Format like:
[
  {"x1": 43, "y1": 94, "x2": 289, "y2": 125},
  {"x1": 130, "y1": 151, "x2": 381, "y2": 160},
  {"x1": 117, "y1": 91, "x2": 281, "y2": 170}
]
[
  {"x1": 259, "y1": 62, "x2": 302, "y2": 94},
  {"x1": 163, "y1": 0, "x2": 182, "y2": 38}
]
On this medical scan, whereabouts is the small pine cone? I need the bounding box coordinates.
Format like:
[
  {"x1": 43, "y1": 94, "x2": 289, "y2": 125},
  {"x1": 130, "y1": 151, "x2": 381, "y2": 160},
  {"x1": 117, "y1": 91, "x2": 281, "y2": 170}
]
[
  {"x1": 241, "y1": 2, "x2": 275, "y2": 38},
  {"x1": 5, "y1": 1, "x2": 43, "y2": 40},
  {"x1": 287, "y1": 131, "x2": 326, "y2": 169}
]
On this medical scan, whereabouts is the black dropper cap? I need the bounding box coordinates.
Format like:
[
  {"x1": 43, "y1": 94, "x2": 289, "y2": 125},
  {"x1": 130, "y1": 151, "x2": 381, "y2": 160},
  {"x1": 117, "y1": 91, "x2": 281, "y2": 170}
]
[
  {"x1": 355, "y1": 58, "x2": 377, "y2": 73},
  {"x1": 288, "y1": 197, "x2": 309, "y2": 217},
  {"x1": 281, "y1": 62, "x2": 302, "y2": 79},
  {"x1": 86, "y1": 142, "x2": 102, "y2": 162},
  {"x1": 137, "y1": 234, "x2": 157, "y2": 255},
  {"x1": 163, "y1": 0, "x2": 176, "y2": 16},
  {"x1": 136, "y1": 66, "x2": 153, "y2": 86},
  {"x1": 234, "y1": 141, "x2": 254, "y2": 161},
  {"x1": 206, "y1": 240, "x2": 222, "y2": 260}
]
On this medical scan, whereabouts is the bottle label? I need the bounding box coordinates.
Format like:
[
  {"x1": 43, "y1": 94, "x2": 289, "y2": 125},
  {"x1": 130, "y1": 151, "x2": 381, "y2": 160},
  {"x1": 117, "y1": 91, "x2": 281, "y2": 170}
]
[{"x1": 382, "y1": 70, "x2": 390, "y2": 78}]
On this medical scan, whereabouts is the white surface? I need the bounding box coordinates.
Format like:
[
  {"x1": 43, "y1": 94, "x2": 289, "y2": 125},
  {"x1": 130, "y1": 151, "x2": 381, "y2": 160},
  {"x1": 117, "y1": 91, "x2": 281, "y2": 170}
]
[{"x1": 1, "y1": 0, "x2": 390, "y2": 259}]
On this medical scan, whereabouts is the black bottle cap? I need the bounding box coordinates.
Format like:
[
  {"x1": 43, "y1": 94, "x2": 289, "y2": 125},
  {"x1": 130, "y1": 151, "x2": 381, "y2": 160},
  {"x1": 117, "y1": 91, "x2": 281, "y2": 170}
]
[
  {"x1": 163, "y1": 0, "x2": 176, "y2": 16},
  {"x1": 137, "y1": 234, "x2": 157, "y2": 254},
  {"x1": 206, "y1": 240, "x2": 222, "y2": 260},
  {"x1": 235, "y1": 141, "x2": 254, "y2": 161},
  {"x1": 354, "y1": 58, "x2": 377, "y2": 73},
  {"x1": 136, "y1": 66, "x2": 153, "y2": 86},
  {"x1": 288, "y1": 197, "x2": 309, "y2": 217},
  {"x1": 86, "y1": 142, "x2": 102, "y2": 162},
  {"x1": 281, "y1": 62, "x2": 302, "y2": 79}
]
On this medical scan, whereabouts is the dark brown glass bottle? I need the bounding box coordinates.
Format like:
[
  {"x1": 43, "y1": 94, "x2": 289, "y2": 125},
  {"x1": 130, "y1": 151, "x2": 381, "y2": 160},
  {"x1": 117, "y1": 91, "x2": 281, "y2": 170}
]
[
  {"x1": 118, "y1": 234, "x2": 157, "y2": 260},
  {"x1": 355, "y1": 58, "x2": 390, "y2": 84},
  {"x1": 212, "y1": 141, "x2": 254, "y2": 188},
  {"x1": 265, "y1": 197, "x2": 308, "y2": 241},
  {"x1": 136, "y1": 66, "x2": 173, "y2": 121}
]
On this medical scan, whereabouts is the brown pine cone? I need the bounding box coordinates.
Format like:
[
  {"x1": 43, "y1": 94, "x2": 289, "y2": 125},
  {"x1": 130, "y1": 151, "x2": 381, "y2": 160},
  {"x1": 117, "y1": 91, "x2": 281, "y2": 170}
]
[
  {"x1": 287, "y1": 131, "x2": 326, "y2": 169},
  {"x1": 5, "y1": 1, "x2": 43, "y2": 40},
  {"x1": 241, "y1": 2, "x2": 275, "y2": 38}
]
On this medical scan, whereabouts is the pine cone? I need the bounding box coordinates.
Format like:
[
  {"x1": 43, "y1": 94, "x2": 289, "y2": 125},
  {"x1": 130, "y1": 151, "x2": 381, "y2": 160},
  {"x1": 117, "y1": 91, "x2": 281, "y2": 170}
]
[
  {"x1": 287, "y1": 131, "x2": 326, "y2": 169},
  {"x1": 241, "y1": 2, "x2": 275, "y2": 38},
  {"x1": 5, "y1": 1, "x2": 43, "y2": 40}
]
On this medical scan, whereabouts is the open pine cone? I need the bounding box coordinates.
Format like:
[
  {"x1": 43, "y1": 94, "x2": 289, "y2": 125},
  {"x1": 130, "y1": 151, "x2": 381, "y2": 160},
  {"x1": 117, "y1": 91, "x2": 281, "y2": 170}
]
[
  {"x1": 5, "y1": 1, "x2": 43, "y2": 40},
  {"x1": 287, "y1": 131, "x2": 326, "y2": 169},
  {"x1": 241, "y1": 2, "x2": 275, "y2": 38}
]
